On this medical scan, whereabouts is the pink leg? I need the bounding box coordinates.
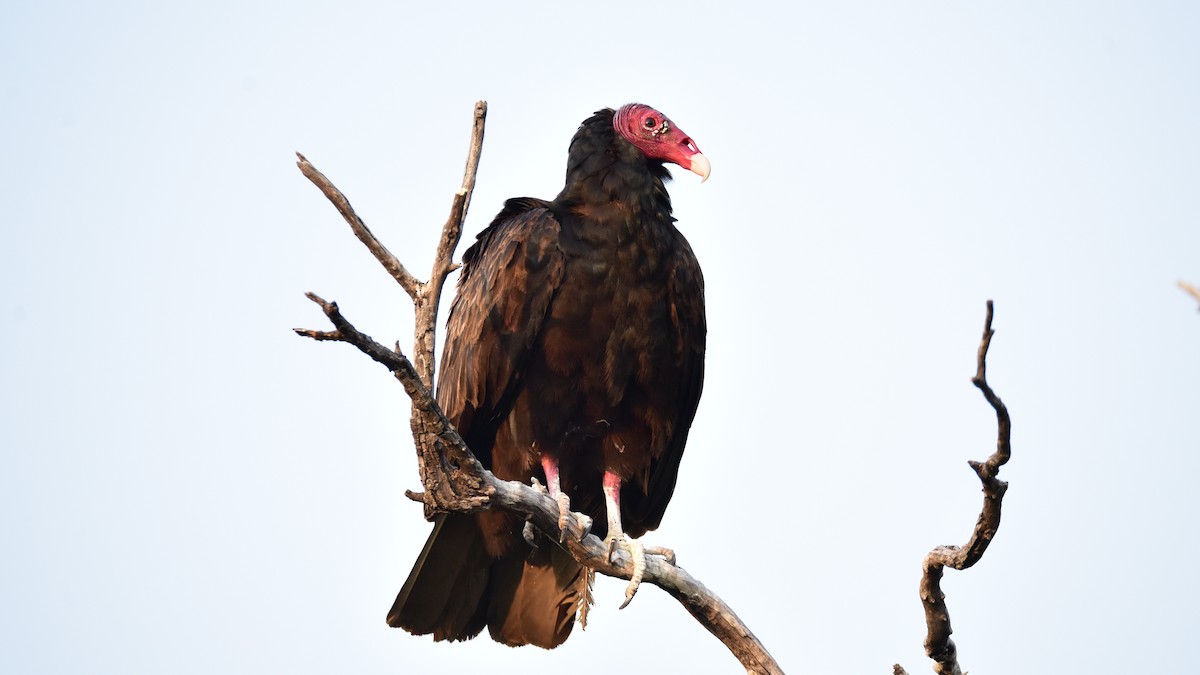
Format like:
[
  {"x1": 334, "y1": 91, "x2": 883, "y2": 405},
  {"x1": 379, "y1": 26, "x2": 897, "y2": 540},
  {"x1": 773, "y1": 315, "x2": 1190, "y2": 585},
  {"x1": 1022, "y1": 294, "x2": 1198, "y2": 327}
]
[
  {"x1": 537, "y1": 455, "x2": 590, "y2": 541},
  {"x1": 542, "y1": 455, "x2": 563, "y2": 498},
  {"x1": 602, "y1": 470, "x2": 648, "y2": 609},
  {"x1": 602, "y1": 471, "x2": 624, "y2": 538}
]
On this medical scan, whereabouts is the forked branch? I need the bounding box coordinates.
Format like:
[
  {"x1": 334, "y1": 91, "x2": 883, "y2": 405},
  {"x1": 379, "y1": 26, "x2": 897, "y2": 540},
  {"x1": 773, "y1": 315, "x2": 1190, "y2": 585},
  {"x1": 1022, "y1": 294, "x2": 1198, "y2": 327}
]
[{"x1": 294, "y1": 102, "x2": 782, "y2": 674}]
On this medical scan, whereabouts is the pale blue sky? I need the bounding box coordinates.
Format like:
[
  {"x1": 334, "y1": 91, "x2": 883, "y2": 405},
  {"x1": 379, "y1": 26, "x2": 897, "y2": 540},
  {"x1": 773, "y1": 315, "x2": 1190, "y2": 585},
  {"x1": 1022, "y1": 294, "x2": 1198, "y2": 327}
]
[{"x1": 3, "y1": 1, "x2": 1198, "y2": 673}]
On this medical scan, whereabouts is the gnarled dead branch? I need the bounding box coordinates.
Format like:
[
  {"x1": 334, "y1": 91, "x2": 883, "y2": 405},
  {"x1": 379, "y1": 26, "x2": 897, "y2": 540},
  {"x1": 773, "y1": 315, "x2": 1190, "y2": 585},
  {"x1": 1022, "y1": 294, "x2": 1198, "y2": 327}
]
[
  {"x1": 294, "y1": 101, "x2": 783, "y2": 674},
  {"x1": 895, "y1": 300, "x2": 1012, "y2": 675}
]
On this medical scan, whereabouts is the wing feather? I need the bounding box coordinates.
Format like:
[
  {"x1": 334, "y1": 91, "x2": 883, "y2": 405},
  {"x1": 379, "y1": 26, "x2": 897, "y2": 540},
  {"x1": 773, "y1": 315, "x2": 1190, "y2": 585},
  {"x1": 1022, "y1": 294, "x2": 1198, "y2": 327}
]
[
  {"x1": 628, "y1": 234, "x2": 706, "y2": 530},
  {"x1": 437, "y1": 199, "x2": 564, "y2": 467}
]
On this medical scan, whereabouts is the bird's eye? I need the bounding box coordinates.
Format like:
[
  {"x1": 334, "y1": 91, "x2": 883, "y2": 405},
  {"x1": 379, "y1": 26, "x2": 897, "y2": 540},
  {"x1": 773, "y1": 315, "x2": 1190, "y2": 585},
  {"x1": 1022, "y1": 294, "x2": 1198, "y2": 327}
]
[{"x1": 643, "y1": 117, "x2": 658, "y2": 130}]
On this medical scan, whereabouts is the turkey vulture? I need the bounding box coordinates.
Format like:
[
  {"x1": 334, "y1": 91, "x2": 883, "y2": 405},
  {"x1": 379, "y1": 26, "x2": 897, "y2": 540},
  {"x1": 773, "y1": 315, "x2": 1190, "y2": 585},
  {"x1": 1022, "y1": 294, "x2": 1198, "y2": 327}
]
[{"x1": 387, "y1": 103, "x2": 708, "y2": 648}]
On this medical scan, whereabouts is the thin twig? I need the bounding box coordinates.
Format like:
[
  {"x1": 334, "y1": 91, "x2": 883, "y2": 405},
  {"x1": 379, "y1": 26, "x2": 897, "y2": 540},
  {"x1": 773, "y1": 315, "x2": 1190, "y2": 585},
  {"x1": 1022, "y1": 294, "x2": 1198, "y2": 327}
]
[
  {"x1": 914, "y1": 300, "x2": 1012, "y2": 675},
  {"x1": 296, "y1": 153, "x2": 421, "y2": 299},
  {"x1": 1180, "y1": 280, "x2": 1200, "y2": 309}
]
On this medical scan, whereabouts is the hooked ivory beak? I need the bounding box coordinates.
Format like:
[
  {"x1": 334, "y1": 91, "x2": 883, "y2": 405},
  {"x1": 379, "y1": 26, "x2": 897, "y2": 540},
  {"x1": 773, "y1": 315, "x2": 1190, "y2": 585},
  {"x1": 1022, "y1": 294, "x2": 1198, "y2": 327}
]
[{"x1": 688, "y1": 153, "x2": 711, "y2": 183}]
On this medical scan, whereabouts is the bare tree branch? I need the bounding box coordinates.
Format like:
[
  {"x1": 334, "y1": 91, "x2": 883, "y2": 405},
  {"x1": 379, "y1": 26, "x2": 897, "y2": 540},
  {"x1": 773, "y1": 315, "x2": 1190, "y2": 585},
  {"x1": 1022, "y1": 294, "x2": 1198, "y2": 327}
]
[
  {"x1": 296, "y1": 102, "x2": 487, "y2": 517},
  {"x1": 417, "y1": 100, "x2": 487, "y2": 387},
  {"x1": 296, "y1": 153, "x2": 421, "y2": 299},
  {"x1": 294, "y1": 102, "x2": 783, "y2": 674},
  {"x1": 1180, "y1": 280, "x2": 1200, "y2": 310},
  {"x1": 898, "y1": 300, "x2": 1012, "y2": 675}
]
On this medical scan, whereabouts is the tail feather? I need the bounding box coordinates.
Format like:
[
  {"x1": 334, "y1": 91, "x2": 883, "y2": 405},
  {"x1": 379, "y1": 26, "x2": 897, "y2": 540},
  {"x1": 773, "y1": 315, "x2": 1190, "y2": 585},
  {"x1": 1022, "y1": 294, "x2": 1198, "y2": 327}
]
[
  {"x1": 486, "y1": 540, "x2": 582, "y2": 648},
  {"x1": 386, "y1": 514, "x2": 489, "y2": 640},
  {"x1": 387, "y1": 514, "x2": 584, "y2": 649}
]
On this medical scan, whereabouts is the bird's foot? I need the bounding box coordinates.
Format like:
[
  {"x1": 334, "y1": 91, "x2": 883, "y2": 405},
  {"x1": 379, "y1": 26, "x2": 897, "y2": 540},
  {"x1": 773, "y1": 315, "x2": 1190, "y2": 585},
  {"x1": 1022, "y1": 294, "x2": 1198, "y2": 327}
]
[
  {"x1": 523, "y1": 477, "x2": 592, "y2": 545},
  {"x1": 605, "y1": 532, "x2": 647, "y2": 609},
  {"x1": 604, "y1": 536, "x2": 679, "y2": 608},
  {"x1": 554, "y1": 492, "x2": 593, "y2": 542},
  {"x1": 529, "y1": 476, "x2": 548, "y2": 495},
  {"x1": 523, "y1": 478, "x2": 549, "y2": 547}
]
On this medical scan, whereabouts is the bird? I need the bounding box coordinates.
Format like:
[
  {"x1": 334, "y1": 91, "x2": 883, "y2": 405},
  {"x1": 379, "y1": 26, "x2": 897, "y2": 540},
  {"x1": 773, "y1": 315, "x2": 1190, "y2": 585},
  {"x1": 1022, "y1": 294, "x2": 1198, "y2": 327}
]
[{"x1": 387, "y1": 103, "x2": 709, "y2": 649}]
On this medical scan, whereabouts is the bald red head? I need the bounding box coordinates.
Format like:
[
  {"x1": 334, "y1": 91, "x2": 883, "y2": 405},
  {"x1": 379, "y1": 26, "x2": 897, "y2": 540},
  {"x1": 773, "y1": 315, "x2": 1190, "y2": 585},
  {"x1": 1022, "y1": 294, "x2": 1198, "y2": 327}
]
[{"x1": 612, "y1": 103, "x2": 710, "y2": 182}]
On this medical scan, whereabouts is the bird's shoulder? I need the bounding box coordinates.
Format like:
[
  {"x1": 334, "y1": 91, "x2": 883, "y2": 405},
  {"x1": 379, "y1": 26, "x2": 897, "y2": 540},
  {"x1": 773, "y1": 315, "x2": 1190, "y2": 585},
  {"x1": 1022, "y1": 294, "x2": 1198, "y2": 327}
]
[{"x1": 460, "y1": 197, "x2": 557, "y2": 278}]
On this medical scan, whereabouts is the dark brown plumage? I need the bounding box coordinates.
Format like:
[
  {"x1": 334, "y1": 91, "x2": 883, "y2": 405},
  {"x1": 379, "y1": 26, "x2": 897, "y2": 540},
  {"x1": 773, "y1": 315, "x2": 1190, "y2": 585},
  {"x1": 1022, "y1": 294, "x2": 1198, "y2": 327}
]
[{"x1": 387, "y1": 104, "x2": 708, "y2": 648}]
